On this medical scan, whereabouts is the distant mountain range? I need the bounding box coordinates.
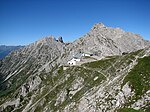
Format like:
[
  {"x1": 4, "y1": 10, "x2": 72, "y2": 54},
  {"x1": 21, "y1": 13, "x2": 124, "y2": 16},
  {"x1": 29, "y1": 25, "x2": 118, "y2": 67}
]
[
  {"x1": 0, "y1": 23, "x2": 150, "y2": 112},
  {"x1": 0, "y1": 45, "x2": 24, "y2": 59}
]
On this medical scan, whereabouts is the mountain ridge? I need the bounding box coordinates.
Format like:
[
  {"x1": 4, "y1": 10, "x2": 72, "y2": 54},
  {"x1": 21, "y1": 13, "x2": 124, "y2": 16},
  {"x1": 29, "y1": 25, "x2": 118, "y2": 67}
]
[
  {"x1": 0, "y1": 45, "x2": 24, "y2": 59},
  {"x1": 0, "y1": 23, "x2": 150, "y2": 112}
]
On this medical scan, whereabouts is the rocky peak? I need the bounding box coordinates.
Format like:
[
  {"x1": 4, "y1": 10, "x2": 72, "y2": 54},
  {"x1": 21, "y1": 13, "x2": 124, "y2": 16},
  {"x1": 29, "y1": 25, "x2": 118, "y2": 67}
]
[
  {"x1": 35, "y1": 36, "x2": 64, "y2": 46},
  {"x1": 35, "y1": 36, "x2": 54, "y2": 45},
  {"x1": 70, "y1": 23, "x2": 150, "y2": 58},
  {"x1": 58, "y1": 36, "x2": 64, "y2": 43},
  {"x1": 92, "y1": 23, "x2": 105, "y2": 30}
]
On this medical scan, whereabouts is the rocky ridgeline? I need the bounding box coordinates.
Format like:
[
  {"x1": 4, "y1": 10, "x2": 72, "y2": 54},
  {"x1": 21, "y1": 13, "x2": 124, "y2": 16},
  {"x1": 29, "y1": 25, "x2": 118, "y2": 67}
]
[
  {"x1": 0, "y1": 23, "x2": 150, "y2": 112},
  {"x1": 68, "y1": 23, "x2": 149, "y2": 58}
]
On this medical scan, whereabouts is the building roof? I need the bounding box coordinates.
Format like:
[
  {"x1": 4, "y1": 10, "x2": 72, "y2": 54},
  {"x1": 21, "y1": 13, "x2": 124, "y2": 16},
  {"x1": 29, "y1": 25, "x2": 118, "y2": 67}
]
[
  {"x1": 73, "y1": 53, "x2": 82, "y2": 59},
  {"x1": 83, "y1": 51, "x2": 93, "y2": 54}
]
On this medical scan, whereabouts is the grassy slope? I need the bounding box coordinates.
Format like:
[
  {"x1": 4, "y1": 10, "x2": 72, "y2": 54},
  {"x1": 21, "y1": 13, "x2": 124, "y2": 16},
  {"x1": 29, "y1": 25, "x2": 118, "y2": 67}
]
[
  {"x1": 123, "y1": 56, "x2": 150, "y2": 97},
  {"x1": 121, "y1": 56, "x2": 150, "y2": 112},
  {"x1": 118, "y1": 108, "x2": 144, "y2": 112},
  {"x1": 41, "y1": 66, "x2": 106, "y2": 112}
]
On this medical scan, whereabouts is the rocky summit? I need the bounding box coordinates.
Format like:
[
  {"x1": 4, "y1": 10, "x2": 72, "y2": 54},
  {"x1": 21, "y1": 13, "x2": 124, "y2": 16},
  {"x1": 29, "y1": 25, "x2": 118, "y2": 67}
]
[{"x1": 0, "y1": 23, "x2": 150, "y2": 112}]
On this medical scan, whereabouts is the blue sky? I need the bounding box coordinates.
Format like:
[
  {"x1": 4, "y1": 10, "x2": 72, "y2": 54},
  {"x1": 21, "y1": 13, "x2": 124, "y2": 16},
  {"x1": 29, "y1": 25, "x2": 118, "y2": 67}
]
[{"x1": 0, "y1": 0, "x2": 150, "y2": 45}]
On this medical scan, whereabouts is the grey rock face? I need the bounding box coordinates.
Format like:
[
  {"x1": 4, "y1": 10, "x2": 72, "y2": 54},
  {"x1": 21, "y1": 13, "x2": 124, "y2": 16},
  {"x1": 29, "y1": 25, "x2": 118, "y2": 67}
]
[
  {"x1": 67, "y1": 23, "x2": 149, "y2": 59},
  {"x1": 0, "y1": 23, "x2": 149, "y2": 112}
]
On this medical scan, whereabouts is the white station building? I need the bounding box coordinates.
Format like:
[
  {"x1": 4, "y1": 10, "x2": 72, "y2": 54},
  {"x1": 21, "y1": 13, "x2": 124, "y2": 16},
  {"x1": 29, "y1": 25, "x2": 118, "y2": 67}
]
[
  {"x1": 67, "y1": 57, "x2": 80, "y2": 65},
  {"x1": 67, "y1": 52, "x2": 93, "y2": 65}
]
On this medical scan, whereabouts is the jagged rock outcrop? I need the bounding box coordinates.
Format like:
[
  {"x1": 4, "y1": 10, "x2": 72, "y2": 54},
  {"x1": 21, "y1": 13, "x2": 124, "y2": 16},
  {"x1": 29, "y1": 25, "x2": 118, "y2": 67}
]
[
  {"x1": 0, "y1": 23, "x2": 150, "y2": 112},
  {"x1": 58, "y1": 36, "x2": 64, "y2": 43}
]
